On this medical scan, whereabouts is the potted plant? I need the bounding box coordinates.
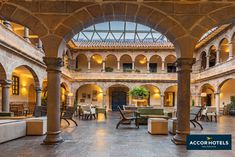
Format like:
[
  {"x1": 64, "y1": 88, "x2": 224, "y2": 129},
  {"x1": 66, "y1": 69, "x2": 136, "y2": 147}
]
[
  {"x1": 135, "y1": 69, "x2": 140, "y2": 73},
  {"x1": 129, "y1": 87, "x2": 149, "y2": 99},
  {"x1": 105, "y1": 67, "x2": 113, "y2": 72},
  {"x1": 192, "y1": 99, "x2": 195, "y2": 107},
  {"x1": 229, "y1": 96, "x2": 235, "y2": 116}
]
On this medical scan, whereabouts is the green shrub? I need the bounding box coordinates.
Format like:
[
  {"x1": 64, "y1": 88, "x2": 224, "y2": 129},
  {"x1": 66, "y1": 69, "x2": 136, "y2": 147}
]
[
  {"x1": 105, "y1": 67, "x2": 113, "y2": 72},
  {"x1": 129, "y1": 87, "x2": 149, "y2": 99}
]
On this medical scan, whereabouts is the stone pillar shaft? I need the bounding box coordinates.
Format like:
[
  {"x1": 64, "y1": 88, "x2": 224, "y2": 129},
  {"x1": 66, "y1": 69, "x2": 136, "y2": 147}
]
[
  {"x1": 228, "y1": 42, "x2": 234, "y2": 60},
  {"x1": 147, "y1": 61, "x2": 150, "y2": 73},
  {"x1": 103, "y1": 93, "x2": 106, "y2": 107},
  {"x1": 24, "y1": 27, "x2": 30, "y2": 43},
  {"x1": 160, "y1": 94, "x2": 164, "y2": 108},
  {"x1": 88, "y1": 59, "x2": 91, "y2": 72},
  {"x1": 38, "y1": 39, "x2": 43, "y2": 51},
  {"x1": 102, "y1": 61, "x2": 106, "y2": 72},
  {"x1": 215, "y1": 92, "x2": 220, "y2": 116},
  {"x1": 117, "y1": 60, "x2": 120, "y2": 71},
  {"x1": 43, "y1": 57, "x2": 63, "y2": 144},
  {"x1": 161, "y1": 61, "x2": 165, "y2": 71},
  {"x1": 3, "y1": 20, "x2": 12, "y2": 30},
  {"x1": 35, "y1": 87, "x2": 42, "y2": 106},
  {"x1": 132, "y1": 61, "x2": 135, "y2": 71},
  {"x1": 206, "y1": 55, "x2": 210, "y2": 69},
  {"x1": 1, "y1": 80, "x2": 12, "y2": 112},
  {"x1": 216, "y1": 50, "x2": 220, "y2": 65},
  {"x1": 173, "y1": 58, "x2": 195, "y2": 145}
]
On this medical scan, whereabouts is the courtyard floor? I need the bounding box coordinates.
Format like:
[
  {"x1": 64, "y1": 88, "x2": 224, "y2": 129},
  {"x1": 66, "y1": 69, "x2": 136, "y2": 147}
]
[{"x1": 0, "y1": 113, "x2": 234, "y2": 157}]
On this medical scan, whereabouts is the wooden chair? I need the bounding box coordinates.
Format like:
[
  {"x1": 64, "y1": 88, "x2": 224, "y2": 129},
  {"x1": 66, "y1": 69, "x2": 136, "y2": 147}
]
[
  {"x1": 61, "y1": 107, "x2": 78, "y2": 126},
  {"x1": 116, "y1": 106, "x2": 139, "y2": 129},
  {"x1": 190, "y1": 107, "x2": 203, "y2": 130},
  {"x1": 33, "y1": 106, "x2": 47, "y2": 117}
]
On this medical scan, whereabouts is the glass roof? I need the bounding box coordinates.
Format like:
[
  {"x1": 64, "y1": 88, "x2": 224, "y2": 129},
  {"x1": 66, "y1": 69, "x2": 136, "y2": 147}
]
[{"x1": 72, "y1": 21, "x2": 169, "y2": 43}]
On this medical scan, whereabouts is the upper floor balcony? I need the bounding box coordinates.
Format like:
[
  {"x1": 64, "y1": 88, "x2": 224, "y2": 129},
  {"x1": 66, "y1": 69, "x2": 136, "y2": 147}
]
[
  {"x1": 0, "y1": 21, "x2": 44, "y2": 64},
  {"x1": 192, "y1": 57, "x2": 235, "y2": 82}
]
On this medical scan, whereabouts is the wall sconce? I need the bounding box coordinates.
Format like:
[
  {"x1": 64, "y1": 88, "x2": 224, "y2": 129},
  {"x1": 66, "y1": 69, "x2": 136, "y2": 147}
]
[
  {"x1": 200, "y1": 92, "x2": 207, "y2": 97},
  {"x1": 68, "y1": 92, "x2": 73, "y2": 97}
]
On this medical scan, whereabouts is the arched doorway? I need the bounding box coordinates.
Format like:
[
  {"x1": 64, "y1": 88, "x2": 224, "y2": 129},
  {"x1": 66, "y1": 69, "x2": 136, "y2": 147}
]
[
  {"x1": 200, "y1": 51, "x2": 207, "y2": 70},
  {"x1": 209, "y1": 45, "x2": 216, "y2": 67},
  {"x1": 200, "y1": 84, "x2": 215, "y2": 107},
  {"x1": 165, "y1": 55, "x2": 176, "y2": 73},
  {"x1": 135, "y1": 55, "x2": 147, "y2": 73},
  {"x1": 149, "y1": 55, "x2": 162, "y2": 73},
  {"x1": 164, "y1": 85, "x2": 177, "y2": 107},
  {"x1": 107, "y1": 84, "x2": 129, "y2": 111},
  {"x1": 141, "y1": 84, "x2": 161, "y2": 107},
  {"x1": 10, "y1": 65, "x2": 39, "y2": 115},
  {"x1": 75, "y1": 54, "x2": 88, "y2": 72},
  {"x1": 219, "y1": 79, "x2": 235, "y2": 107},
  {"x1": 219, "y1": 38, "x2": 229, "y2": 63},
  {"x1": 120, "y1": 54, "x2": 132, "y2": 72},
  {"x1": 91, "y1": 54, "x2": 103, "y2": 72},
  {"x1": 105, "y1": 54, "x2": 117, "y2": 72},
  {"x1": 76, "y1": 84, "x2": 103, "y2": 107}
]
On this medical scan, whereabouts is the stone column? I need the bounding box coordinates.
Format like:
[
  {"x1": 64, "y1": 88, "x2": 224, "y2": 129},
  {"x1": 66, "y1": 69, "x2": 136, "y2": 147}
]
[
  {"x1": 38, "y1": 39, "x2": 43, "y2": 51},
  {"x1": 35, "y1": 87, "x2": 42, "y2": 106},
  {"x1": 206, "y1": 55, "x2": 210, "y2": 69},
  {"x1": 102, "y1": 61, "x2": 106, "y2": 72},
  {"x1": 215, "y1": 92, "x2": 220, "y2": 116},
  {"x1": 88, "y1": 59, "x2": 91, "y2": 72},
  {"x1": 161, "y1": 61, "x2": 165, "y2": 72},
  {"x1": 103, "y1": 93, "x2": 107, "y2": 107},
  {"x1": 1, "y1": 80, "x2": 12, "y2": 112},
  {"x1": 172, "y1": 58, "x2": 195, "y2": 145},
  {"x1": 132, "y1": 61, "x2": 135, "y2": 71},
  {"x1": 147, "y1": 61, "x2": 150, "y2": 73},
  {"x1": 43, "y1": 57, "x2": 63, "y2": 144},
  {"x1": 228, "y1": 42, "x2": 234, "y2": 60},
  {"x1": 24, "y1": 27, "x2": 30, "y2": 43},
  {"x1": 3, "y1": 20, "x2": 12, "y2": 30},
  {"x1": 160, "y1": 94, "x2": 164, "y2": 108},
  {"x1": 216, "y1": 50, "x2": 220, "y2": 65},
  {"x1": 117, "y1": 60, "x2": 120, "y2": 71}
]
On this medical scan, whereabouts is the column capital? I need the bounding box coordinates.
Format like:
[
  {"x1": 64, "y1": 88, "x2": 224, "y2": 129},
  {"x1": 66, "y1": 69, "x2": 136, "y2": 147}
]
[
  {"x1": 176, "y1": 58, "x2": 195, "y2": 72},
  {"x1": 160, "y1": 94, "x2": 165, "y2": 97},
  {"x1": 214, "y1": 92, "x2": 220, "y2": 95},
  {"x1": 35, "y1": 87, "x2": 42, "y2": 92},
  {"x1": 0, "y1": 79, "x2": 12, "y2": 86},
  {"x1": 43, "y1": 57, "x2": 63, "y2": 72}
]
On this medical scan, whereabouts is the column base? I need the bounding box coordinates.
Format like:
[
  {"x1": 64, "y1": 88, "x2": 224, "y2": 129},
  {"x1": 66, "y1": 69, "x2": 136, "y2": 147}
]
[
  {"x1": 43, "y1": 131, "x2": 64, "y2": 145},
  {"x1": 172, "y1": 130, "x2": 189, "y2": 145}
]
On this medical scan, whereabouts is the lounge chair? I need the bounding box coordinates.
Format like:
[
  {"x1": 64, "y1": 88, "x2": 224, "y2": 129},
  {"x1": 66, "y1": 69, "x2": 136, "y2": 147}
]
[
  {"x1": 190, "y1": 107, "x2": 203, "y2": 130},
  {"x1": 116, "y1": 106, "x2": 139, "y2": 129},
  {"x1": 61, "y1": 107, "x2": 78, "y2": 126}
]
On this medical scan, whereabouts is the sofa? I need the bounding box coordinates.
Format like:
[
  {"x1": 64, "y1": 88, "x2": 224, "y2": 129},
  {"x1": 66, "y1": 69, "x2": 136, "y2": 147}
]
[
  {"x1": 0, "y1": 120, "x2": 26, "y2": 143},
  {"x1": 136, "y1": 108, "x2": 169, "y2": 125}
]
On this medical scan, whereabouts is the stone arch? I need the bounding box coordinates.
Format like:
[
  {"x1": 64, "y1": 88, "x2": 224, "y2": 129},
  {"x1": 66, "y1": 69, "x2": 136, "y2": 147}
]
[
  {"x1": 218, "y1": 38, "x2": 229, "y2": 62},
  {"x1": 75, "y1": 53, "x2": 88, "y2": 71},
  {"x1": 0, "y1": 63, "x2": 7, "y2": 80},
  {"x1": 164, "y1": 85, "x2": 178, "y2": 107},
  {"x1": 90, "y1": 54, "x2": 103, "y2": 72},
  {"x1": 165, "y1": 55, "x2": 177, "y2": 73},
  {"x1": 120, "y1": 54, "x2": 132, "y2": 72},
  {"x1": 11, "y1": 65, "x2": 40, "y2": 87},
  {"x1": 217, "y1": 78, "x2": 235, "y2": 92},
  {"x1": 209, "y1": 45, "x2": 217, "y2": 67},
  {"x1": 134, "y1": 54, "x2": 147, "y2": 73},
  {"x1": 199, "y1": 83, "x2": 215, "y2": 93},
  {"x1": 75, "y1": 84, "x2": 103, "y2": 106},
  {"x1": 139, "y1": 84, "x2": 161, "y2": 106},
  {"x1": 61, "y1": 82, "x2": 69, "y2": 92},
  {"x1": 0, "y1": 3, "x2": 49, "y2": 38},
  {"x1": 149, "y1": 55, "x2": 162, "y2": 73},
  {"x1": 200, "y1": 51, "x2": 207, "y2": 70},
  {"x1": 53, "y1": 2, "x2": 187, "y2": 58},
  {"x1": 105, "y1": 54, "x2": 118, "y2": 72}
]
